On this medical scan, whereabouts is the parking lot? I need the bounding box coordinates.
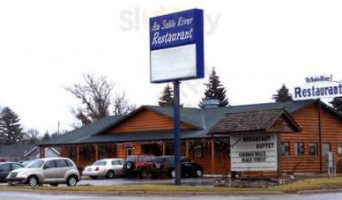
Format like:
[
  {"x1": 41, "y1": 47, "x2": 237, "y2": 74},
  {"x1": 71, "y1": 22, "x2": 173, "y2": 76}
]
[{"x1": 0, "y1": 177, "x2": 215, "y2": 187}]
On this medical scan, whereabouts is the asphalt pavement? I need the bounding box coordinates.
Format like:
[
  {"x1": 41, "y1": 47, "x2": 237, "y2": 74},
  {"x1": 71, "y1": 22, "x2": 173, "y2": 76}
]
[{"x1": 1, "y1": 191, "x2": 342, "y2": 200}]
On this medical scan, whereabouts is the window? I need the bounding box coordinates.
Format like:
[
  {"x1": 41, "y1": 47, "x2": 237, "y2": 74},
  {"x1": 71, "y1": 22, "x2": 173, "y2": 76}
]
[
  {"x1": 26, "y1": 159, "x2": 44, "y2": 168},
  {"x1": 65, "y1": 160, "x2": 74, "y2": 167},
  {"x1": 338, "y1": 143, "x2": 342, "y2": 155},
  {"x1": 281, "y1": 142, "x2": 290, "y2": 156},
  {"x1": 93, "y1": 161, "x2": 107, "y2": 166},
  {"x1": 11, "y1": 164, "x2": 22, "y2": 170},
  {"x1": 322, "y1": 143, "x2": 331, "y2": 156},
  {"x1": 112, "y1": 160, "x2": 122, "y2": 165},
  {"x1": 215, "y1": 142, "x2": 223, "y2": 159},
  {"x1": 0, "y1": 164, "x2": 11, "y2": 171},
  {"x1": 309, "y1": 143, "x2": 318, "y2": 156},
  {"x1": 55, "y1": 159, "x2": 68, "y2": 168},
  {"x1": 295, "y1": 142, "x2": 304, "y2": 156},
  {"x1": 44, "y1": 160, "x2": 55, "y2": 169},
  {"x1": 194, "y1": 143, "x2": 203, "y2": 158}
]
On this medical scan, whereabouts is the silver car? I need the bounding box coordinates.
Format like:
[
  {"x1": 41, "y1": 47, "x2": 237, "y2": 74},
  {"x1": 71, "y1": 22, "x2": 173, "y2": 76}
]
[
  {"x1": 82, "y1": 158, "x2": 124, "y2": 179},
  {"x1": 7, "y1": 157, "x2": 80, "y2": 187}
]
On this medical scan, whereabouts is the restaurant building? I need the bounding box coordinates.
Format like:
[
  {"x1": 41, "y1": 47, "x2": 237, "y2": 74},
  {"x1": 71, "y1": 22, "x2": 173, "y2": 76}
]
[{"x1": 39, "y1": 99, "x2": 342, "y2": 176}]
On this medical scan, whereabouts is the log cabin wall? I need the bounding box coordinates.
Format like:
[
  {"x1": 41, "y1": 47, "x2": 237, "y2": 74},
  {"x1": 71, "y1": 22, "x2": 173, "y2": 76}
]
[
  {"x1": 321, "y1": 106, "x2": 342, "y2": 173},
  {"x1": 116, "y1": 143, "x2": 142, "y2": 158},
  {"x1": 280, "y1": 104, "x2": 321, "y2": 174},
  {"x1": 280, "y1": 103, "x2": 342, "y2": 174}
]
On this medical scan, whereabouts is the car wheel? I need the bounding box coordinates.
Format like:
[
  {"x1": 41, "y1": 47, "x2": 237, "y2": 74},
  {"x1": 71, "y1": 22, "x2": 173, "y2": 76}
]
[
  {"x1": 194, "y1": 169, "x2": 203, "y2": 178},
  {"x1": 171, "y1": 170, "x2": 176, "y2": 178},
  {"x1": 106, "y1": 170, "x2": 115, "y2": 179},
  {"x1": 50, "y1": 183, "x2": 59, "y2": 187},
  {"x1": 28, "y1": 176, "x2": 38, "y2": 187},
  {"x1": 67, "y1": 175, "x2": 78, "y2": 187}
]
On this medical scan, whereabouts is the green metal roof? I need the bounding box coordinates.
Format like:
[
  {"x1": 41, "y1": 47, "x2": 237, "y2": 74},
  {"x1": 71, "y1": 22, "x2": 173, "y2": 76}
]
[{"x1": 40, "y1": 99, "x2": 331, "y2": 146}]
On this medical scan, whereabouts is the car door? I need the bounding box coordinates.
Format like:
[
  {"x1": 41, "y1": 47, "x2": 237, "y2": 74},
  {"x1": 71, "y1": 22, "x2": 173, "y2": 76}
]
[
  {"x1": 111, "y1": 160, "x2": 123, "y2": 175},
  {"x1": 43, "y1": 160, "x2": 57, "y2": 182},
  {"x1": 55, "y1": 159, "x2": 70, "y2": 182},
  {"x1": 0, "y1": 164, "x2": 11, "y2": 181}
]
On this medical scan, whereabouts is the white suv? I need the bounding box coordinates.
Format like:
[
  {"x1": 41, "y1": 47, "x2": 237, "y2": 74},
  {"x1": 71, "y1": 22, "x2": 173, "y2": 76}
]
[{"x1": 7, "y1": 157, "x2": 80, "y2": 187}]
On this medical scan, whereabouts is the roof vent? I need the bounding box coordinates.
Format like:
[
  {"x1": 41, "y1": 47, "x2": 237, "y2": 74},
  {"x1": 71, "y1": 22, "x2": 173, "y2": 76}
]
[{"x1": 202, "y1": 99, "x2": 220, "y2": 108}]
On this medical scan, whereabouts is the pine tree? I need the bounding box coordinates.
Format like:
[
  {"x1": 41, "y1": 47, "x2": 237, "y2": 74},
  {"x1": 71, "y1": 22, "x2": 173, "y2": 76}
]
[
  {"x1": 158, "y1": 84, "x2": 174, "y2": 107},
  {"x1": 42, "y1": 131, "x2": 51, "y2": 141},
  {"x1": 272, "y1": 84, "x2": 293, "y2": 102},
  {"x1": 0, "y1": 107, "x2": 24, "y2": 145},
  {"x1": 330, "y1": 97, "x2": 342, "y2": 113},
  {"x1": 199, "y1": 68, "x2": 229, "y2": 108}
]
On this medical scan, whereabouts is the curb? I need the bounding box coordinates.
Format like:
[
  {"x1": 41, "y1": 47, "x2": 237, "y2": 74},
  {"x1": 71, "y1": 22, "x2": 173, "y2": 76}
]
[
  {"x1": 1, "y1": 186, "x2": 342, "y2": 196},
  {"x1": 0, "y1": 188, "x2": 294, "y2": 196}
]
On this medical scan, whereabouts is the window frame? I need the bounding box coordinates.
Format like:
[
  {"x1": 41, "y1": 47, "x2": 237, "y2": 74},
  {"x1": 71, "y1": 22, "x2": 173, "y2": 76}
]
[
  {"x1": 338, "y1": 143, "x2": 342, "y2": 156},
  {"x1": 193, "y1": 143, "x2": 204, "y2": 158},
  {"x1": 322, "y1": 143, "x2": 331, "y2": 156},
  {"x1": 281, "y1": 142, "x2": 290, "y2": 156},
  {"x1": 295, "y1": 142, "x2": 304, "y2": 156},
  {"x1": 308, "y1": 142, "x2": 318, "y2": 157}
]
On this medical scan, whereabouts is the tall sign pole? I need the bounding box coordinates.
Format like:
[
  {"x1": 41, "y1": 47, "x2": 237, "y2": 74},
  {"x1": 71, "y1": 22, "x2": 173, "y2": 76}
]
[
  {"x1": 149, "y1": 9, "x2": 204, "y2": 185},
  {"x1": 173, "y1": 81, "x2": 181, "y2": 185}
]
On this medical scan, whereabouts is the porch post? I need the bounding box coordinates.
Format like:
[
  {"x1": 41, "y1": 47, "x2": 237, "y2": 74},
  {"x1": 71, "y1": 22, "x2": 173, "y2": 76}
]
[
  {"x1": 40, "y1": 146, "x2": 45, "y2": 158},
  {"x1": 277, "y1": 133, "x2": 283, "y2": 178},
  {"x1": 94, "y1": 144, "x2": 99, "y2": 161},
  {"x1": 185, "y1": 141, "x2": 189, "y2": 158},
  {"x1": 162, "y1": 141, "x2": 166, "y2": 155},
  {"x1": 76, "y1": 145, "x2": 80, "y2": 165},
  {"x1": 211, "y1": 138, "x2": 215, "y2": 174}
]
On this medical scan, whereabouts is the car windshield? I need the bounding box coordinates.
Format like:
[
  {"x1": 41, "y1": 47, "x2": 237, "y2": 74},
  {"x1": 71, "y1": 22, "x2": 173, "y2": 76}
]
[
  {"x1": 93, "y1": 161, "x2": 106, "y2": 166},
  {"x1": 26, "y1": 159, "x2": 44, "y2": 168}
]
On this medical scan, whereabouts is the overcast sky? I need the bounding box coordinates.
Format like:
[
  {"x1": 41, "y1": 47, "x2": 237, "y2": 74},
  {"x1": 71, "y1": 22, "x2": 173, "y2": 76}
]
[{"x1": 1, "y1": 0, "x2": 342, "y2": 134}]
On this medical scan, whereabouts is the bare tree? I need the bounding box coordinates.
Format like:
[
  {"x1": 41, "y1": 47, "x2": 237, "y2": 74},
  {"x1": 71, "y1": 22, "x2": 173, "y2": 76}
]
[
  {"x1": 65, "y1": 74, "x2": 114, "y2": 125},
  {"x1": 66, "y1": 74, "x2": 135, "y2": 125},
  {"x1": 113, "y1": 93, "x2": 136, "y2": 116}
]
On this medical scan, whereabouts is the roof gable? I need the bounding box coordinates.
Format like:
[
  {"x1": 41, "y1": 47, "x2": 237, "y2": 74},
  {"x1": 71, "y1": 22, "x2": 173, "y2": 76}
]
[
  {"x1": 209, "y1": 109, "x2": 301, "y2": 135},
  {"x1": 105, "y1": 107, "x2": 198, "y2": 134}
]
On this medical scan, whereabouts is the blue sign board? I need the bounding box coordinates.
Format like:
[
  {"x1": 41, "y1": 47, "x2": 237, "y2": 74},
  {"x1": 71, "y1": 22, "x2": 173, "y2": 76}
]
[{"x1": 149, "y1": 9, "x2": 204, "y2": 83}]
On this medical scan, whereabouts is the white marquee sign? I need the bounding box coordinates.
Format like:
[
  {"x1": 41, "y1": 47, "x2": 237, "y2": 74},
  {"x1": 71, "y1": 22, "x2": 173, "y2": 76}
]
[{"x1": 230, "y1": 134, "x2": 278, "y2": 171}]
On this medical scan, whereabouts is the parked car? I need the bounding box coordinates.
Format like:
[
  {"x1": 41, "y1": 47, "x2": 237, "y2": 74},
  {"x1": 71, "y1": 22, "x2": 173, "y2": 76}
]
[
  {"x1": 6, "y1": 157, "x2": 81, "y2": 187},
  {"x1": 82, "y1": 158, "x2": 124, "y2": 179},
  {"x1": 0, "y1": 162, "x2": 23, "y2": 182},
  {"x1": 123, "y1": 155, "x2": 155, "y2": 178},
  {"x1": 151, "y1": 156, "x2": 203, "y2": 178}
]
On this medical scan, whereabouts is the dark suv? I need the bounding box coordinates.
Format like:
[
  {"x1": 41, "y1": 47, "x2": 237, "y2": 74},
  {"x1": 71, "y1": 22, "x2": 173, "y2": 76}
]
[
  {"x1": 151, "y1": 156, "x2": 203, "y2": 179},
  {"x1": 123, "y1": 155, "x2": 155, "y2": 178}
]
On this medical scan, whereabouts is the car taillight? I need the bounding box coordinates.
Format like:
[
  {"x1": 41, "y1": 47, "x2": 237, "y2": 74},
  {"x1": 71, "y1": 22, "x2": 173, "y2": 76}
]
[{"x1": 95, "y1": 167, "x2": 99, "y2": 171}]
